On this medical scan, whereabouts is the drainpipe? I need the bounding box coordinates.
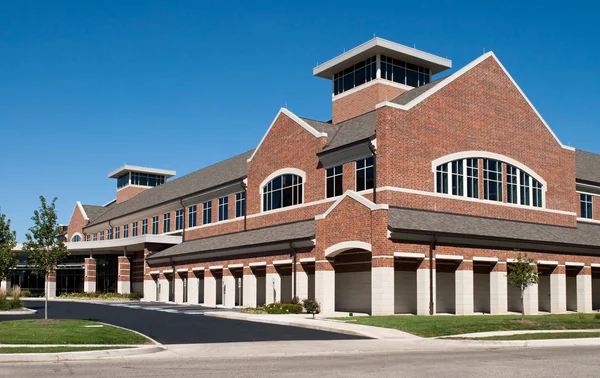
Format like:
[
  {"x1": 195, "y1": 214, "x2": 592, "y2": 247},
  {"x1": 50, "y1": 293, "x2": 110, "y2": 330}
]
[
  {"x1": 429, "y1": 235, "x2": 437, "y2": 316},
  {"x1": 170, "y1": 257, "x2": 175, "y2": 302},
  {"x1": 108, "y1": 220, "x2": 112, "y2": 239},
  {"x1": 290, "y1": 243, "x2": 298, "y2": 300},
  {"x1": 179, "y1": 199, "x2": 186, "y2": 242},
  {"x1": 368, "y1": 141, "x2": 377, "y2": 204},
  {"x1": 241, "y1": 181, "x2": 248, "y2": 231}
]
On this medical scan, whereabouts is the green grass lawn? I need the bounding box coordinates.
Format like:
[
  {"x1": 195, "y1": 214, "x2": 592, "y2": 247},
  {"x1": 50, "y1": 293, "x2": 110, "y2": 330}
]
[
  {"x1": 333, "y1": 314, "x2": 600, "y2": 337},
  {"x1": 456, "y1": 332, "x2": 600, "y2": 341},
  {"x1": 0, "y1": 346, "x2": 131, "y2": 354},
  {"x1": 0, "y1": 319, "x2": 152, "y2": 345}
]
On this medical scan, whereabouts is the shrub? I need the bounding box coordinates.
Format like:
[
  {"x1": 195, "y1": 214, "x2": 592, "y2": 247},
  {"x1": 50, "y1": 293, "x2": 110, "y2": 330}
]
[
  {"x1": 58, "y1": 292, "x2": 142, "y2": 300},
  {"x1": 265, "y1": 302, "x2": 303, "y2": 314},
  {"x1": 10, "y1": 285, "x2": 21, "y2": 301},
  {"x1": 289, "y1": 296, "x2": 300, "y2": 305},
  {"x1": 302, "y1": 298, "x2": 321, "y2": 319},
  {"x1": 0, "y1": 297, "x2": 9, "y2": 311},
  {"x1": 594, "y1": 313, "x2": 600, "y2": 320},
  {"x1": 20, "y1": 290, "x2": 32, "y2": 298},
  {"x1": 0, "y1": 288, "x2": 6, "y2": 301}
]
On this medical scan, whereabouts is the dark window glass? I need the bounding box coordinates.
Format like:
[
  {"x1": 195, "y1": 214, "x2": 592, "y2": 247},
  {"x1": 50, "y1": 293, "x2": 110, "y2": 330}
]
[
  {"x1": 262, "y1": 174, "x2": 304, "y2": 211},
  {"x1": 236, "y1": 192, "x2": 246, "y2": 217},
  {"x1": 356, "y1": 157, "x2": 374, "y2": 191}
]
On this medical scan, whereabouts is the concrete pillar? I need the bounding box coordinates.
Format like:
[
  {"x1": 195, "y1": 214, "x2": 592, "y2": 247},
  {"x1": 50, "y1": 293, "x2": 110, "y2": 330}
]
[
  {"x1": 0, "y1": 279, "x2": 11, "y2": 293},
  {"x1": 223, "y1": 273, "x2": 235, "y2": 308},
  {"x1": 159, "y1": 277, "x2": 169, "y2": 302},
  {"x1": 84, "y1": 258, "x2": 96, "y2": 293},
  {"x1": 188, "y1": 275, "x2": 199, "y2": 305},
  {"x1": 371, "y1": 258, "x2": 394, "y2": 316},
  {"x1": 455, "y1": 265, "x2": 474, "y2": 315},
  {"x1": 523, "y1": 282, "x2": 539, "y2": 315},
  {"x1": 295, "y1": 266, "x2": 309, "y2": 301},
  {"x1": 47, "y1": 271, "x2": 56, "y2": 298},
  {"x1": 265, "y1": 269, "x2": 281, "y2": 305},
  {"x1": 174, "y1": 273, "x2": 184, "y2": 303},
  {"x1": 204, "y1": 271, "x2": 217, "y2": 306},
  {"x1": 117, "y1": 256, "x2": 131, "y2": 295},
  {"x1": 550, "y1": 266, "x2": 567, "y2": 313},
  {"x1": 577, "y1": 267, "x2": 593, "y2": 313},
  {"x1": 314, "y1": 260, "x2": 335, "y2": 314},
  {"x1": 243, "y1": 267, "x2": 257, "y2": 308},
  {"x1": 416, "y1": 264, "x2": 434, "y2": 315},
  {"x1": 490, "y1": 264, "x2": 508, "y2": 314},
  {"x1": 143, "y1": 278, "x2": 156, "y2": 301}
]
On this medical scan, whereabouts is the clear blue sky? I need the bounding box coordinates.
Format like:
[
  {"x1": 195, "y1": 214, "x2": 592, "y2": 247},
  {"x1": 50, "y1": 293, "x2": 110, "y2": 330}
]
[{"x1": 1, "y1": 1, "x2": 598, "y2": 240}]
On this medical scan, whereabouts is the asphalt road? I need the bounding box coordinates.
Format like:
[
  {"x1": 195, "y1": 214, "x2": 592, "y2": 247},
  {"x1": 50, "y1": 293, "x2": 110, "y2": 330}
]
[
  {"x1": 2, "y1": 300, "x2": 363, "y2": 344},
  {"x1": 1, "y1": 346, "x2": 599, "y2": 377}
]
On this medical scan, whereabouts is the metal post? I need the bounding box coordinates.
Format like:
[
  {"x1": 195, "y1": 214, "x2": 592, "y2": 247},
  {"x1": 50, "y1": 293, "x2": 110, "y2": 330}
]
[{"x1": 429, "y1": 236, "x2": 436, "y2": 316}]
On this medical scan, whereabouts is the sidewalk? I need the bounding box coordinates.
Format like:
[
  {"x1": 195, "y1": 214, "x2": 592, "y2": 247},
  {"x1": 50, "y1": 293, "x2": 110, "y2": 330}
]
[{"x1": 204, "y1": 311, "x2": 419, "y2": 340}]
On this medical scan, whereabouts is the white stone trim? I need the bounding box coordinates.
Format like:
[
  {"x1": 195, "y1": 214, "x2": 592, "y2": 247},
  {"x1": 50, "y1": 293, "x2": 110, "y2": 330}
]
[
  {"x1": 249, "y1": 261, "x2": 267, "y2": 267},
  {"x1": 273, "y1": 259, "x2": 293, "y2": 265},
  {"x1": 228, "y1": 263, "x2": 243, "y2": 269},
  {"x1": 537, "y1": 260, "x2": 559, "y2": 265},
  {"x1": 431, "y1": 151, "x2": 547, "y2": 190},
  {"x1": 325, "y1": 241, "x2": 372, "y2": 258},
  {"x1": 70, "y1": 232, "x2": 83, "y2": 242},
  {"x1": 259, "y1": 168, "x2": 307, "y2": 192},
  {"x1": 209, "y1": 265, "x2": 223, "y2": 270},
  {"x1": 473, "y1": 256, "x2": 499, "y2": 262},
  {"x1": 506, "y1": 258, "x2": 518, "y2": 263},
  {"x1": 577, "y1": 217, "x2": 600, "y2": 225},
  {"x1": 191, "y1": 267, "x2": 205, "y2": 272},
  {"x1": 76, "y1": 201, "x2": 89, "y2": 221},
  {"x1": 435, "y1": 254, "x2": 463, "y2": 261},
  {"x1": 162, "y1": 269, "x2": 174, "y2": 274},
  {"x1": 394, "y1": 252, "x2": 425, "y2": 259},
  {"x1": 176, "y1": 268, "x2": 188, "y2": 273},
  {"x1": 316, "y1": 190, "x2": 388, "y2": 220},
  {"x1": 65, "y1": 234, "x2": 182, "y2": 251},
  {"x1": 375, "y1": 52, "x2": 573, "y2": 151},
  {"x1": 372, "y1": 255, "x2": 394, "y2": 259},
  {"x1": 299, "y1": 257, "x2": 316, "y2": 263},
  {"x1": 590, "y1": 263, "x2": 600, "y2": 268},
  {"x1": 565, "y1": 262, "x2": 585, "y2": 267},
  {"x1": 247, "y1": 108, "x2": 327, "y2": 163},
  {"x1": 149, "y1": 270, "x2": 160, "y2": 275},
  {"x1": 377, "y1": 186, "x2": 576, "y2": 216},
  {"x1": 185, "y1": 216, "x2": 239, "y2": 232}
]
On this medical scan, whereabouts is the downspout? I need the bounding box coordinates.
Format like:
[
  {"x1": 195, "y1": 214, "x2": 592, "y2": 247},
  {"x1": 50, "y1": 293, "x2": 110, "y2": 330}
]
[
  {"x1": 368, "y1": 141, "x2": 377, "y2": 204},
  {"x1": 290, "y1": 243, "x2": 298, "y2": 300},
  {"x1": 429, "y1": 235, "x2": 437, "y2": 316},
  {"x1": 170, "y1": 257, "x2": 175, "y2": 302},
  {"x1": 179, "y1": 199, "x2": 186, "y2": 242},
  {"x1": 108, "y1": 220, "x2": 112, "y2": 239},
  {"x1": 241, "y1": 181, "x2": 247, "y2": 231}
]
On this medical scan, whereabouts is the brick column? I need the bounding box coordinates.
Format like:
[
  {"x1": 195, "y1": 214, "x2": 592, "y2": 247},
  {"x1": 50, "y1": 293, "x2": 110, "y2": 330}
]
[
  {"x1": 117, "y1": 256, "x2": 131, "y2": 295},
  {"x1": 223, "y1": 269, "x2": 235, "y2": 308},
  {"x1": 455, "y1": 260, "x2": 474, "y2": 315},
  {"x1": 577, "y1": 266, "x2": 593, "y2": 313},
  {"x1": 371, "y1": 256, "x2": 394, "y2": 315},
  {"x1": 84, "y1": 258, "x2": 96, "y2": 293},
  {"x1": 416, "y1": 259, "x2": 434, "y2": 315},
  {"x1": 243, "y1": 266, "x2": 257, "y2": 308},
  {"x1": 265, "y1": 264, "x2": 280, "y2": 305},
  {"x1": 490, "y1": 262, "x2": 508, "y2": 314},
  {"x1": 550, "y1": 265, "x2": 566, "y2": 313},
  {"x1": 47, "y1": 271, "x2": 56, "y2": 298},
  {"x1": 204, "y1": 269, "x2": 216, "y2": 306},
  {"x1": 315, "y1": 259, "x2": 335, "y2": 315}
]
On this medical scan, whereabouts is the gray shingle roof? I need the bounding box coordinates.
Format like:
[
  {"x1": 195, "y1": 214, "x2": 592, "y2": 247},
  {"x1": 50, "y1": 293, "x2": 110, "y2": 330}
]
[
  {"x1": 388, "y1": 207, "x2": 600, "y2": 248},
  {"x1": 147, "y1": 220, "x2": 315, "y2": 260},
  {"x1": 82, "y1": 205, "x2": 112, "y2": 223},
  {"x1": 300, "y1": 117, "x2": 337, "y2": 135},
  {"x1": 321, "y1": 111, "x2": 376, "y2": 153},
  {"x1": 391, "y1": 76, "x2": 450, "y2": 106},
  {"x1": 575, "y1": 149, "x2": 600, "y2": 184},
  {"x1": 86, "y1": 150, "x2": 254, "y2": 228}
]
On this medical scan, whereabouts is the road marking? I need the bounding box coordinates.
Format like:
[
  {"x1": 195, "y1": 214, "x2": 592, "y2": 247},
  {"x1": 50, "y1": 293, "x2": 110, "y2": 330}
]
[{"x1": 183, "y1": 311, "x2": 205, "y2": 315}]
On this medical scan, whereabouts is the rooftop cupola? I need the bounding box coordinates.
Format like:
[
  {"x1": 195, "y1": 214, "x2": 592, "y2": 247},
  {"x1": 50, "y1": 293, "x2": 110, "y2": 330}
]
[
  {"x1": 108, "y1": 165, "x2": 176, "y2": 204},
  {"x1": 313, "y1": 37, "x2": 452, "y2": 124}
]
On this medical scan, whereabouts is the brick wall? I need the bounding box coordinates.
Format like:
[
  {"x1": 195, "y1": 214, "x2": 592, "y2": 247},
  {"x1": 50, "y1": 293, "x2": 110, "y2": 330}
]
[
  {"x1": 332, "y1": 82, "x2": 406, "y2": 124},
  {"x1": 67, "y1": 204, "x2": 88, "y2": 242},
  {"x1": 117, "y1": 186, "x2": 149, "y2": 204}
]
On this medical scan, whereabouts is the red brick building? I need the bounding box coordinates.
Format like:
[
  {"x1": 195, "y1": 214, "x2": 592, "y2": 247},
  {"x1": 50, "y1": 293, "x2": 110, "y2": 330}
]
[{"x1": 8, "y1": 37, "x2": 600, "y2": 315}]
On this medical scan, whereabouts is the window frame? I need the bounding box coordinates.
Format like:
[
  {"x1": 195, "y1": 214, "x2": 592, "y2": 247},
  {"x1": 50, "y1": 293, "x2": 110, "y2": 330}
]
[
  {"x1": 202, "y1": 201, "x2": 212, "y2": 224},
  {"x1": 235, "y1": 192, "x2": 246, "y2": 218},
  {"x1": 218, "y1": 196, "x2": 229, "y2": 221},
  {"x1": 188, "y1": 205, "x2": 197, "y2": 228},
  {"x1": 326, "y1": 165, "x2": 344, "y2": 198},
  {"x1": 123, "y1": 224, "x2": 129, "y2": 238},
  {"x1": 132, "y1": 222, "x2": 138, "y2": 237},
  {"x1": 175, "y1": 209, "x2": 183, "y2": 231},
  {"x1": 355, "y1": 157, "x2": 374, "y2": 192},
  {"x1": 151, "y1": 216, "x2": 159, "y2": 235},
  {"x1": 142, "y1": 219, "x2": 148, "y2": 235},
  {"x1": 163, "y1": 213, "x2": 171, "y2": 233},
  {"x1": 260, "y1": 169, "x2": 306, "y2": 213},
  {"x1": 580, "y1": 193, "x2": 593, "y2": 219}
]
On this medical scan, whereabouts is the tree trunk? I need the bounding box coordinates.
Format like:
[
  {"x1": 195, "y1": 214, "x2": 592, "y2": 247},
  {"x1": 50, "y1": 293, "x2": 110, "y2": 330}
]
[
  {"x1": 45, "y1": 273, "x2": 48, "y2": 320},
  {"x1": 520, "y1": 286, "x2": 525, "y2": 321}
]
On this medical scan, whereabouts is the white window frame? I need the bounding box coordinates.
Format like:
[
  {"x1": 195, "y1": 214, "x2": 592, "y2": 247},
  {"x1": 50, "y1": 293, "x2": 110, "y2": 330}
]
[
  {"x1": 218, "y1": 196, "x2": 229, "y2": 221},
  {"x1": 325, "y1": 165, "x2": 344, "y2": 198},
  {"x1": 235, "y1": 192, "x2": 246, "y2": 218},
  {"x1": 260, "y1": 168, "x2": 306, "y2": 213}
]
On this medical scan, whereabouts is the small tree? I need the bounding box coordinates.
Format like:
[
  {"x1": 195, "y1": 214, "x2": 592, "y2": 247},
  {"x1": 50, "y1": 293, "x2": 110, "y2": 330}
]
[
  {"x1": 0, "y1": 209, "x2": 18, "y2": 286},
  {"x1": 508, "y1": 253, "x2": 539, "y2": 321},
  {"x1": 23, "y1": 196, "x2": 69, "y2": 320},
  {"x1": 302, "y1": 298, "x2": 321, "y2": 319}
]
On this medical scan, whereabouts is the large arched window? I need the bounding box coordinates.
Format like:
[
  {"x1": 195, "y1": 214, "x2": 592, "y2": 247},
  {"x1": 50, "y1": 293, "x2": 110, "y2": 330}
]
[
  {"x1": 433, "y1": 152, "x2": 545, "y2": 208},
  {"x1": 71, "y1": 234, "x2": 82, "y2": 242},
  {"x1": 262, "y1": 173, "x2": 304, "y2": 212}
]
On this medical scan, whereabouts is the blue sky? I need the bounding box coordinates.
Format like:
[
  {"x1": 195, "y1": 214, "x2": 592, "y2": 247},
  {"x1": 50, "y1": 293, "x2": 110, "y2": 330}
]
[{"x1": 0, "y1": 1, "x2": 598, "y2": 240}]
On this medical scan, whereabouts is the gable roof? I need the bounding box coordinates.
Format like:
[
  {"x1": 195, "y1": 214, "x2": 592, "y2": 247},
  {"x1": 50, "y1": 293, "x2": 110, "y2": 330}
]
[
  {"x1": 377, "y1": 52, "x2": 574, "y2": 152},
  {"x1": 575, "y1": 149, "x2": 600, "y2": 184},
  {"x1": 82, "y1": 204, "x2": 113, "y2": 223},
  {"x1": 391, "y1": 76, "x2": 450, "y2": 106},
  {"x1": 86, "y1": 150, "x2": 254, "y2": 228},
  {"x1": 321, "y1": 111, "x2": 376, "y2": 153}
]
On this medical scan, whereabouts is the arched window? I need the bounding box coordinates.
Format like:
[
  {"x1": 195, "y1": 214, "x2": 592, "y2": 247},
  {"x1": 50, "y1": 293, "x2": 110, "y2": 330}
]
[
  {"x1": 262, "y1": 174, "x2": 304, "y2": 211},
  {"x1": 71, "y1": 234, "x2": 81, "y2": 242},
  {"x1": 433, "y1": 152, "x2": 545, "y2": 208}
]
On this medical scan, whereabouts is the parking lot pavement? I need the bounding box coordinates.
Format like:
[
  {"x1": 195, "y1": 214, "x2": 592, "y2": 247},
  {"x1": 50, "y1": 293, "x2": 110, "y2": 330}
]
[{"x1": 4, "y1": 300, "x2": 365, "y2": 344}]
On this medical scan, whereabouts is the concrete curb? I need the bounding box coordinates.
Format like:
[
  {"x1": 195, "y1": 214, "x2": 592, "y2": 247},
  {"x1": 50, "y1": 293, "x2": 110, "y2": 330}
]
[
  {"x1": 423, "y1": 337, "x2": 600, "y2": 348},
  {"x1": 0, "y1": 345, "x2": 166, "y2": 363},
  {"x1": 21, "y1": 298, "x2": 139, "y2": 304},
  {"x1": 0, "y1": 308, "x2": 37, "y2": 316},
  {"x1": 442, "y1": 329, "x2": 600, "y2": 338}
]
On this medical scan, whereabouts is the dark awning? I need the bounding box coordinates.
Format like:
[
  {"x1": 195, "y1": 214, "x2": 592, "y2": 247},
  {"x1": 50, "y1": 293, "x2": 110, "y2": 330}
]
[
  {"x1": 388, "y1": 207, "x2": 600, "y2": 256},
  {"x1": 147, "y1": 220, "x2": 315, "y2": 263}
]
